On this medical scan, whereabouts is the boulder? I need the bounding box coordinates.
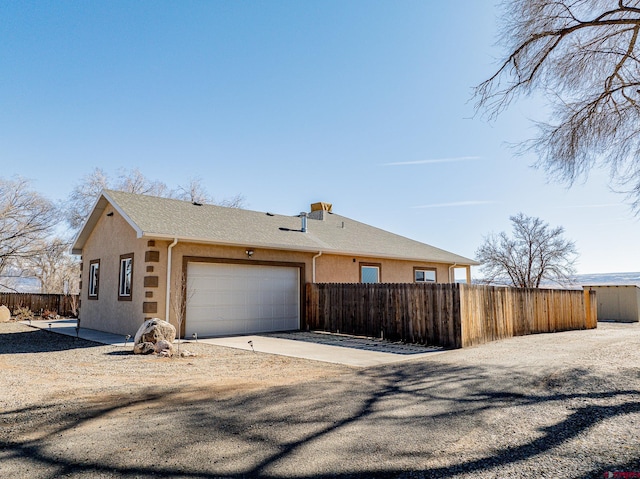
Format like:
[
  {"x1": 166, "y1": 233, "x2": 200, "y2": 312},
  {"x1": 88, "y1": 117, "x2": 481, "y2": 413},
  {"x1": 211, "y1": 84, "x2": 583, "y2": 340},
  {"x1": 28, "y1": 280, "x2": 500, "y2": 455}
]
[
  {"x1": 133, "y1": 342, "x2": 156, "y2": 355},
  {"x1": 154, "y1": 339, "x2": 173, "y2": 356},
  {"x1": 133, "y1": 318, "x2": 176, "y2": 345},
  {"x1": 0, "y1": 305, "x2": 10, "y2": 322}
]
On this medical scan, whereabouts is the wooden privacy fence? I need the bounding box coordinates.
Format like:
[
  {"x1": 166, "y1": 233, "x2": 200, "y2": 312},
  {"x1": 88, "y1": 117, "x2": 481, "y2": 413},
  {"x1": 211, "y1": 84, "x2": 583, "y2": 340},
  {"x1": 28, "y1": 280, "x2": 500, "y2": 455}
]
[
  {"x1": 459, "y1": 284, "x2": 597, "y2": 347},
  {"x1": 0, "y1": 293, "x2": 79, "y2": 317},
  {"x1": 306, "y1": 283, "x2": 597, "y2": 349},
  {"x1": 306, "y1": 283, "x2": 463, "y2": 348}
]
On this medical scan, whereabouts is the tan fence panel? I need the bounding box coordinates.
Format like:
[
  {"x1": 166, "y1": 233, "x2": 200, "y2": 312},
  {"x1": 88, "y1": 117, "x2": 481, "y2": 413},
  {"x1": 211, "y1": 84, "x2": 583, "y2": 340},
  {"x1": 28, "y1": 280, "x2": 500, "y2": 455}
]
[{"x1": 458, "y1": 285, "x2": 595, "y2": 347}]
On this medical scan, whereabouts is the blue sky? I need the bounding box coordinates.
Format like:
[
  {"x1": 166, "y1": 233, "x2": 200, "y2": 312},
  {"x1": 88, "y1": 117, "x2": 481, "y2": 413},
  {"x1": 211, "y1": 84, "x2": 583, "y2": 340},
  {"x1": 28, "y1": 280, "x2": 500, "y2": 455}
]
[{"x1": 2, "y1": 0, "x2": 638, "y2": 275}]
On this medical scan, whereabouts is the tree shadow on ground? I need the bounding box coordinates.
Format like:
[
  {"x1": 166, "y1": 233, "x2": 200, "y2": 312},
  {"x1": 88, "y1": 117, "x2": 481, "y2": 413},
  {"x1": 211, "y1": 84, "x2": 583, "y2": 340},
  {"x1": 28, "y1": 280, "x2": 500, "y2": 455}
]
[
  {"x1": 1, "y1": 355, "x2": 639, "y2": 478},
  {"x1": 0, "y1": 328, "x2": 99, "y2": 354}
]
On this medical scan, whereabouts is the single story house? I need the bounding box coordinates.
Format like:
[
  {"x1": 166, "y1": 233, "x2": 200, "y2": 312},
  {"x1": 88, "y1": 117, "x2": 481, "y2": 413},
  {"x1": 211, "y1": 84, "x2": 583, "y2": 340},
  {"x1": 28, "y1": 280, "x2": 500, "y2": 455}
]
[
  {"x1": 582, "y1": 285, "x2": 640, "y2": 322},
  {"x1": 72, "y1": 190, "x2": 479, "y2": 338}
]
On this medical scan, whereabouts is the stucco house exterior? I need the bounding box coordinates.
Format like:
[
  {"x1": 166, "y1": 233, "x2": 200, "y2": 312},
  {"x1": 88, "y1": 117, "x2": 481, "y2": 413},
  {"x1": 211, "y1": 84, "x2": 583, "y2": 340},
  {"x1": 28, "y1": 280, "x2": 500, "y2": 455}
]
[{"x1": 72, "y1": 190, "x2": 479, "y2": 337}]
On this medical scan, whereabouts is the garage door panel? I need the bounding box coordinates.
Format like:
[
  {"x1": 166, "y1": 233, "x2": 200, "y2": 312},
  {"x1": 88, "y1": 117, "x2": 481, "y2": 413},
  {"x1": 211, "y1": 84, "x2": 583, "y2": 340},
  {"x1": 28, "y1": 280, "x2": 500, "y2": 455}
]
[{"x1": 185, "y1": 262, "x2": 300, "y2": 337}]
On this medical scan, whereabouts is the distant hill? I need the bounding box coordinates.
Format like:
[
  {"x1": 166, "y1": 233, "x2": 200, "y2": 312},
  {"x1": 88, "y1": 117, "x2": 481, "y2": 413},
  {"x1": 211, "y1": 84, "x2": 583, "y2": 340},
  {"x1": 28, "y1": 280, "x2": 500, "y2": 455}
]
[
  {"x1": 473, "y1": 272, "x2": 640, "y2": 289},
  {"x1": 537, "y1": 272, "x2": 640, "y2": 289},
  {"x1": 573, "y1": 272, "x2": 640, "y2": 287}
]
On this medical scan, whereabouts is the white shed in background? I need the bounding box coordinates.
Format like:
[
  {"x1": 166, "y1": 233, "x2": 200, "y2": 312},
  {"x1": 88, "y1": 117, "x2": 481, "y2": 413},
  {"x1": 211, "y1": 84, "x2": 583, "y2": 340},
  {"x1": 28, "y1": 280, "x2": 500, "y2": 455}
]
[{"x1": 582, "y1": 285, "x2": 640, "y2": 322}]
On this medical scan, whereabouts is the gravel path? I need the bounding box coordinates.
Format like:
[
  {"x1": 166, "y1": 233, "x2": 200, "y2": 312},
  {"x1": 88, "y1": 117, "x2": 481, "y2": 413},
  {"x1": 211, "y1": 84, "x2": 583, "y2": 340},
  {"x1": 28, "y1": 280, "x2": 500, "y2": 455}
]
[{"x1": 1, "y1": 321, "x2": 639, "y2": 478}]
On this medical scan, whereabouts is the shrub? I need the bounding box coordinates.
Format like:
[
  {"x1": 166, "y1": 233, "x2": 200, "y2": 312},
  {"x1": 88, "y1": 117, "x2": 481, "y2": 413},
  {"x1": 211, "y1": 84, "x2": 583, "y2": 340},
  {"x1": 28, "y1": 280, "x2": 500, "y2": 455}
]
[
  {"x1": 42, "y1": 310, "x2": 58, "y2": 319},
  {"x1": 13, "y1": 306, "x2": 34, "y2": 322}
]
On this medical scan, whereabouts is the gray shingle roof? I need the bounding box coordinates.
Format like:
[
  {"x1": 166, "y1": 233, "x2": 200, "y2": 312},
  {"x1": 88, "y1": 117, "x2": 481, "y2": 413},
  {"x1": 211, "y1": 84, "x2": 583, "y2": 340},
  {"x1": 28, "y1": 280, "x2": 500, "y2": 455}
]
[{"x1": 72, "y1": 190, "x2": 478, "y2": 265}]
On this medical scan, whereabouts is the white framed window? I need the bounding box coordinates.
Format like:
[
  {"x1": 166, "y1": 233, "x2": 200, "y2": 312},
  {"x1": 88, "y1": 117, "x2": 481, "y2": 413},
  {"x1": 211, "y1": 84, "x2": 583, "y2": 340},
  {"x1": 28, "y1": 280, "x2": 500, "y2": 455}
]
[
  {"x1": 414, "y1": 268, "x2": 436, "y2": 283},
  {"x1": 118, "y1": 253, "x2": 133, "y2": 300},
  {"x1": 360, "y1": 263, "x2": 381, "y2": 283},
  {"x1": 88, "y1": 260, "x2": 100, "y2": 299}
]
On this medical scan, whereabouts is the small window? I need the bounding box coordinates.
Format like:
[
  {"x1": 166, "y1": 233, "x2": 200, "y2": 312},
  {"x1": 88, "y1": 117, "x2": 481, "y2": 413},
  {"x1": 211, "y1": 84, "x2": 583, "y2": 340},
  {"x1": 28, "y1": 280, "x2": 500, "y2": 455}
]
[
  {"x1": 360, "y1": 263, "x2": 381, "y2": 283},
  {"x1": 415, "y1": 268, "x2": 436, "y2": 283},
  {"x1": 88, "y1": 260, "x2": 100, "y2": 299},
  {"x1": 118, "y1": 253, "x2": 134, "y2": 300}
]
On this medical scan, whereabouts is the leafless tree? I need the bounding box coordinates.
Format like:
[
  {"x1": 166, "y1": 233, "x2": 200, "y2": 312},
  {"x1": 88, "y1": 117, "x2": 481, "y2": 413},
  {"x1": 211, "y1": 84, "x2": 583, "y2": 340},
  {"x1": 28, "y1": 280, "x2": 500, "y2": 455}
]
[
  {"x1": 22, "y1": 238, "x2": 80, "y2": 294},
  {"x1": 66, "y1": 168, "x2": 172, "y2": 229},
  {"x1": 68, "y1": 293, "x2": 79, "y2": 317},
  {"x1": 474, "y1": 0, "x2": 640, "y2": 211},
  {"x1": 174, "y1": 177, "x2": 246, "y2": 208},
  {"x1": 66, "y1": 168, "x2": 245, "y2": 229},
  {"x1": 169, "y1": 270, "x2": 195, "y2": 357},
  {"x1": 176, "y1": 177, "x2": 213, "y2": 204},
  {"x1": 115, "y1": 168, "x2": 173, "y2": 198},
  {"x1": 66, "y1": 168, "x2": 110, "y2": 229},
  {"x1": 218, "y1": 193, "x2": 246, "y2": 209},
  {"x1": 0, "y1": 177, "x2": 58, "y2": 291},
  {"x1": 476, "y1": 213, "x2": 578, "y2": 288}
]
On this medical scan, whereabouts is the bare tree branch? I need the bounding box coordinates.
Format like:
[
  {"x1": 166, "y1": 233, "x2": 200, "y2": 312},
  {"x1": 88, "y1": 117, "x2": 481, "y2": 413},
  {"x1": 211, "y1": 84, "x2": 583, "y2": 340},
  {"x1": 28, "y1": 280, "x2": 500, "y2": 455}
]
[
  {"x1": 20, "y1": 238, "x2": 80, "y2": 294},
  {"x1": 175, "y1": 177, "x2": 213, "y2": 205},
  {"x1": 475, "y1": 0, "x2": 640, "y2": 211},
  {"x1": 66, "y1": 169, "x2": 246, "y2": 230},
  {"x1": 65, "y1": 168, "x2": 109, "y2": 230},
  {"x1": 0, "y1": 177, "x2": 59, "y2": 285}
]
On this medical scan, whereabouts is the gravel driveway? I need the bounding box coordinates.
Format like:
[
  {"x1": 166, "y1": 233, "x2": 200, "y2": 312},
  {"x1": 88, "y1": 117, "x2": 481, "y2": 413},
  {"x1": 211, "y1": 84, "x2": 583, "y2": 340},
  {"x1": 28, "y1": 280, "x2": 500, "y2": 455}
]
[{"x1": 1, "y1": 321, "x2": 639, "y2": 478}]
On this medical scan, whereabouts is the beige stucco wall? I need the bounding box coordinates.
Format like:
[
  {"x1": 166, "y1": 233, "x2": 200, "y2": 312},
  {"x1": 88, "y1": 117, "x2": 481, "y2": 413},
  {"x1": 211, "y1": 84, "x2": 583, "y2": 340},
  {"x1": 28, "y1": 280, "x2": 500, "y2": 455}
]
[
  {"x1": 79, "y1": 209, "x2": 470, "y2": 336},
  {"x1": 315, "y1": 254, "x2": 450, "y2": 283},
  {"x1": 79, "y1": 208, "x2": 149, "y2": 336}
]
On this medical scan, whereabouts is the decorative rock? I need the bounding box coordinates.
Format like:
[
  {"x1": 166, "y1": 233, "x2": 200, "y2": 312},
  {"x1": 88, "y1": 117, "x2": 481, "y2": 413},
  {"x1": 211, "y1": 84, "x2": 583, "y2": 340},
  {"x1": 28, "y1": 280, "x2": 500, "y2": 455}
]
[
  {"x1": 0, "y1": 305, "x2": 10, "y2": 322},
  {"x1": 154, "y1": 339, "x2": 173, "y2": 356},
  {"x1": 133, "y1": 342, "x2": 155, "y2": 355},
  {"x1": 133, "y1": 318, "x2": 176, "y2": 354},
  {"x1": 180, "y1": 350, "x2": 197, "y2": 358}
]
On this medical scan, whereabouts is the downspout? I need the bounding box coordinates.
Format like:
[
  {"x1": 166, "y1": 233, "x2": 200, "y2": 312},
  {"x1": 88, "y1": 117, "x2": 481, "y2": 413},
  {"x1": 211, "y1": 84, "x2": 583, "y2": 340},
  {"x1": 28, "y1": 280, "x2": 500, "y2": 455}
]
[
  {"x1": 448, "y1": 263, "x2": 458, "y2": 283},
  {"x1": 312, "y1": 251, "x2": 322, "y2": 283},
  {"x1": 165, "y1": 238, "x2": 179, "y2": 320}
]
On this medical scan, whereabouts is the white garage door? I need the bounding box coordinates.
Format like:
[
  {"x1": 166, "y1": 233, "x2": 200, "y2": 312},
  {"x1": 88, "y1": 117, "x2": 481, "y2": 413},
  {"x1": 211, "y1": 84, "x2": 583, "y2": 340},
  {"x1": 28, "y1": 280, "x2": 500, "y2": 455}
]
[{"x1": 185, "y1": 262, "x2": 300, "y2": 337}]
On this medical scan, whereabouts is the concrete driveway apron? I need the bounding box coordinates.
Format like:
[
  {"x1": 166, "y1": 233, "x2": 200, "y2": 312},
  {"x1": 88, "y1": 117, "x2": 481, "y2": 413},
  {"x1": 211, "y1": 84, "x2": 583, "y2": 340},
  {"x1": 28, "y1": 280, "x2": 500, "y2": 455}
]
[{"x1": 201, "y1": 331, "x2": 444, "y2": 367}]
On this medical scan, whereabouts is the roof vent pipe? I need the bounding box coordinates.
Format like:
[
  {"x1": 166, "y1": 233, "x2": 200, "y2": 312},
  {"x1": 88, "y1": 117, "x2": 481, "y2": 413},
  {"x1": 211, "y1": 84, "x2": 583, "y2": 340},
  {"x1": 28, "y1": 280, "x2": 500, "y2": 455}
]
[{"x1": 300, "y1": 212, "x2": 308, "y2": 233}]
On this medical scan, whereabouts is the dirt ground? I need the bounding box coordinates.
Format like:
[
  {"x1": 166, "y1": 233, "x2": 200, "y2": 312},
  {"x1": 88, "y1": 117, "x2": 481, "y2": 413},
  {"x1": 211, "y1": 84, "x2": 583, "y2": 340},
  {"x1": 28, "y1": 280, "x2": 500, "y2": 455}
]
[{"x1": 1, "y1": 321, "x2": 640, "y2": 478}]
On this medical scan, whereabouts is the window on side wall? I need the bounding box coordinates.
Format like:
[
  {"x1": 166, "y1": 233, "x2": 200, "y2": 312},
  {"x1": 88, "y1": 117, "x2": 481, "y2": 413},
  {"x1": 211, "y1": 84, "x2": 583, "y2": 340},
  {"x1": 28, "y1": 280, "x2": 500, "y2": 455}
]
[
  {"x1": 414, "y1": 268, "x2": 436, "y2": 283},
  {"x1": 88, "y1": 259, "x2": 100, "y2": 299},
  {"x1": 118, "y1": 253, "x2": 134, "y2": 300},
  {"x1": 360, "y1": 263, "x2": 381, "y2": 283}
]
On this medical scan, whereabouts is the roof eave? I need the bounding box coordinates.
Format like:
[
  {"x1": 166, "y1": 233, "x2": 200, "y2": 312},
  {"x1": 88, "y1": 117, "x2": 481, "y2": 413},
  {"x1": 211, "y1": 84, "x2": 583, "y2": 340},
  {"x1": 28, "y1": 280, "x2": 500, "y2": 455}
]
[{"x1": 140, "y1": 233, "x2": 480, "y2": 266}]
